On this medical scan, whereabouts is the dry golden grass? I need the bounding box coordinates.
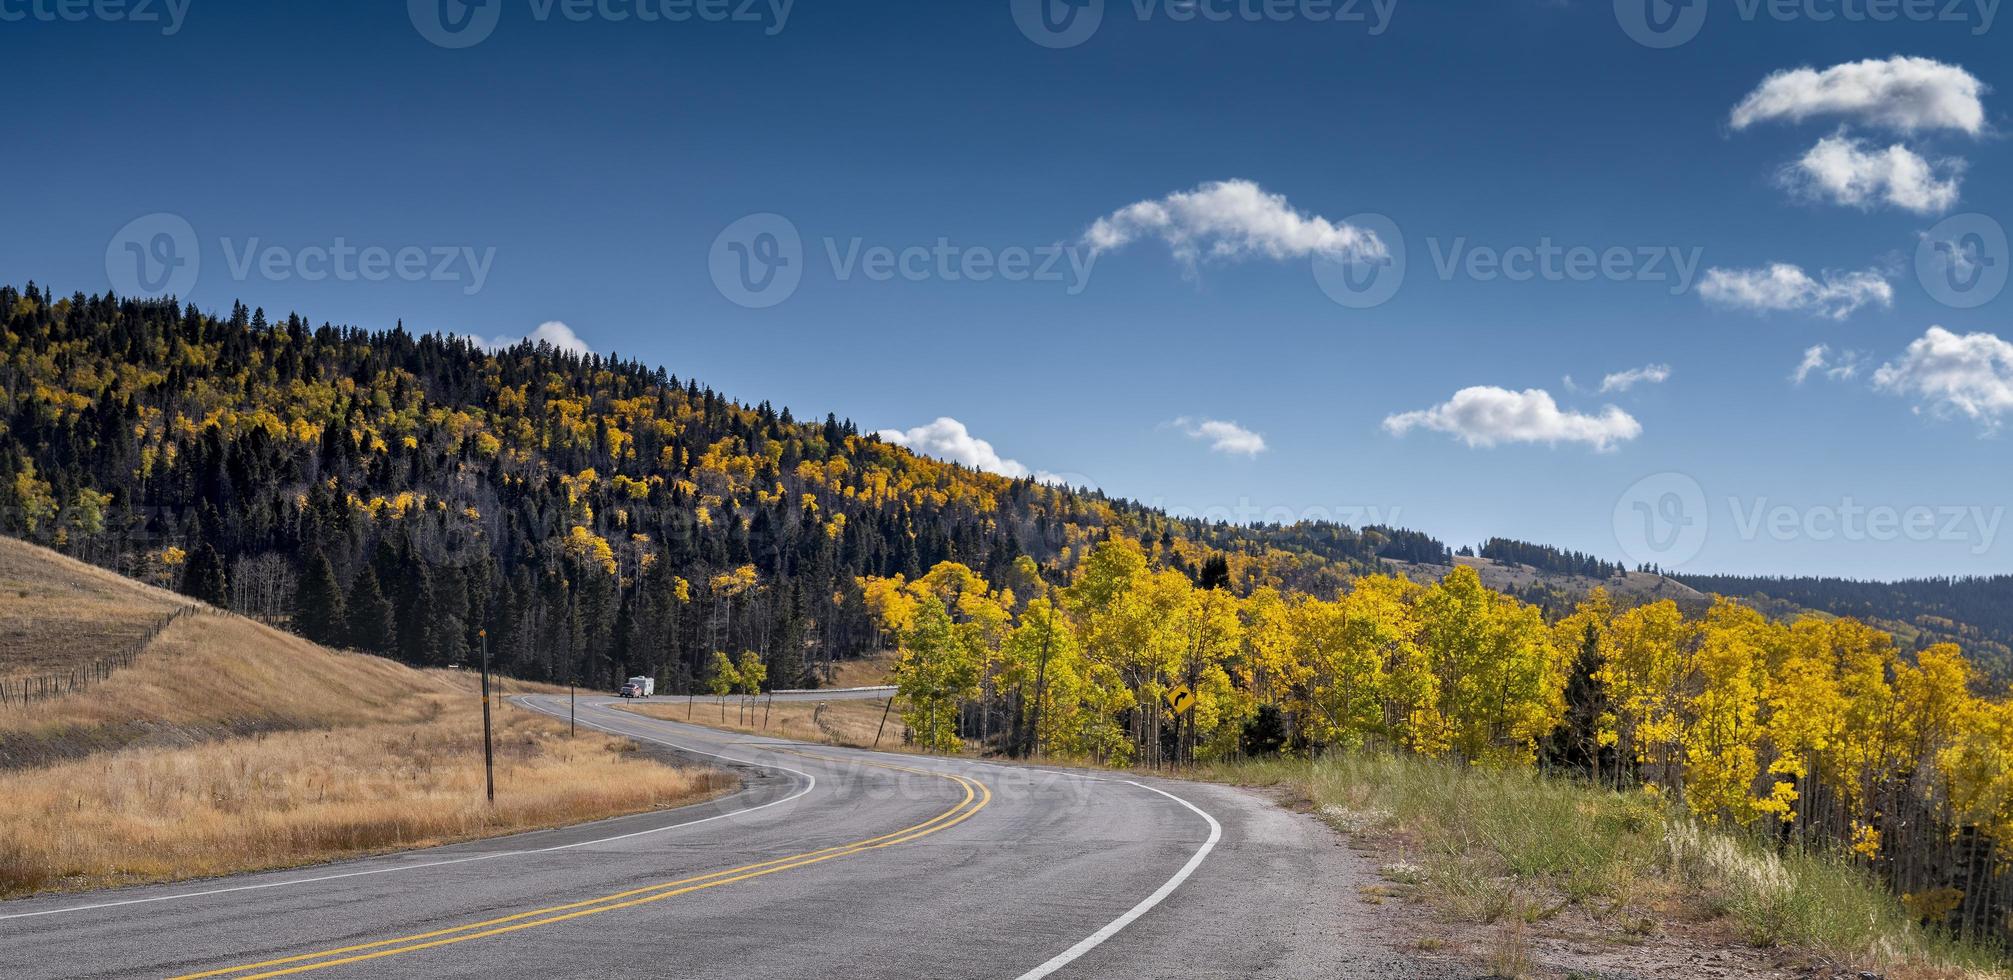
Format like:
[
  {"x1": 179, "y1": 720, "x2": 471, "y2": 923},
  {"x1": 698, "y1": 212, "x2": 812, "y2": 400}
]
[
  {"x1": 822, "y1": 653, "x2": 895, "y2": 689},
  {"x1": 0, "y1": 696, "x2": 730, "y2": 896},
  {"x1": 0, "y1": 540, "x2": 184, "y2": 678},
  {"x1": 0, "y1": 537, "x2": 729, "y2": 897},
  {"x1": 0, "y1": 613, "x2": 448, "y2": 768},
  {"x1": 627, "y1": 695, "x2": 899, "y2": 750}
]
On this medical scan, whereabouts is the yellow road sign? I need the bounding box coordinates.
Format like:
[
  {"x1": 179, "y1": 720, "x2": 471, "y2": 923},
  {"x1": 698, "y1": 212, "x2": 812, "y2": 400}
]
[{"x1": 1165, "y1": 684, "x2": 1196, "y2": 717}]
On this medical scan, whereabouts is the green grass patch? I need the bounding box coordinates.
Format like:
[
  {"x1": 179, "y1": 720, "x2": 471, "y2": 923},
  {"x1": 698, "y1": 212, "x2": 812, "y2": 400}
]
[{"x1": 1191, "y1": 751, "x2": 2008, "y2": 979}]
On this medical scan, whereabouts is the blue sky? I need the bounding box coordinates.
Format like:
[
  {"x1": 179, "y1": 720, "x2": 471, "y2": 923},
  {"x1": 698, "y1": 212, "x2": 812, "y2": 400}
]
[{"x1": 2, "y1": 0, "x2": 2008, "y2": 578}]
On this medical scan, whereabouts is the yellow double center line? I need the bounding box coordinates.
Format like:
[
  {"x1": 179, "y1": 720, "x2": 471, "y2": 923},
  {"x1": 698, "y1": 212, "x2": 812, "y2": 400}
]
[{"x1": 172, "y1": 755, "x2": 989, "y2": 980}]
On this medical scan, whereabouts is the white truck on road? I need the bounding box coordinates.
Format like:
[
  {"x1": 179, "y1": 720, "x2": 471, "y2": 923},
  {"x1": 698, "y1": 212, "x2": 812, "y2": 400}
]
[{"x1": 619, "y1": 675, "x2": 655, "y2": 698}]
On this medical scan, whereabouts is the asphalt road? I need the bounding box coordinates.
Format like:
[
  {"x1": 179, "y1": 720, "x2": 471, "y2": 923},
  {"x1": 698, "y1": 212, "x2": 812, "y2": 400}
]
[
  {"x1": 1, "y1": 697, "x2": 1451, "y2": 979},
  {"x1": 639, "y1": 684, "x2": 896, "y2": 705}
]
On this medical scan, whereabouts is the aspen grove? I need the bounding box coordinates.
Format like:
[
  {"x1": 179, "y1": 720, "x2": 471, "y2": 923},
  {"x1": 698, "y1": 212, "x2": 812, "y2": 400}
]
[{"x1": 866, "y1": 543, "x2": 2013, "y2": 942}]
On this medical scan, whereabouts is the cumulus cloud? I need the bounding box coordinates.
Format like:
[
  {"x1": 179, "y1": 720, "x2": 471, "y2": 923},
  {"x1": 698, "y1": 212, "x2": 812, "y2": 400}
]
[
  {"x1": 474, "y1": 321, "x2": 592, "y2": 355},
  {"x1": 1872, "y1": 327, "x2": 2013, "y2": 430},
  {"x1": 1383, "y1": 387, "x2": 1642, "y2": 452},
  {"x1": 1170, "y1": 417, "x2": 1268, "y2": 457},
  {"x1": 1730, "y1": 56, "x2": 1988, "y2": 135},
  {"x1": 1697, "y1": 262, "x2": 1895, "y2": 319},
  {"x1": 1781, "y1": 135, "x2": 1963, "y2": 214},
  {"x1": 1083, "y1": 179, "x2": 1385, "y2": 268},
  {"x1": 1595, "y1": 364, "x2": 1672, "y2": 394},
  {"x1": 875, "y1": 417, "x2": 1066, "y2": 483},
  {"x1": 1792, "y1": 344, "x2": 1866, "y2": 384}
]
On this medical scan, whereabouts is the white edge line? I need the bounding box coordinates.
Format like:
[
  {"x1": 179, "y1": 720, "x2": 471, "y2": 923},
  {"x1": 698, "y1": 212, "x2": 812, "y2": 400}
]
[
  {"x1": 1010, "y1": 780, "x2": 1222, "y2": 980},
  {"x1": 0, "y1": 697, "x2": 814, "y2": 923}
]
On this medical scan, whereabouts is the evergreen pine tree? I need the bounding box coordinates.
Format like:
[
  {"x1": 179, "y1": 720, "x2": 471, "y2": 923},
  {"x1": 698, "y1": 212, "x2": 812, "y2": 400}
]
[
  {"x1": 179, "y1": 543, "x2": 230, "y2": 607},
  {"x1": 345, "y1": 564, "x2": 397, "y2": 654},
  {"x1": 294, "y1": 549, "x2": 346, "y2": 645}
]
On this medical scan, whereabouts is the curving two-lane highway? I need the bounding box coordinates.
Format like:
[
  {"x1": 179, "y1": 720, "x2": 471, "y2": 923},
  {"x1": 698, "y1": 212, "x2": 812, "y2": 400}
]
[{"x1": 2, "y1": 697, "x2": 1448, "y2": 979}]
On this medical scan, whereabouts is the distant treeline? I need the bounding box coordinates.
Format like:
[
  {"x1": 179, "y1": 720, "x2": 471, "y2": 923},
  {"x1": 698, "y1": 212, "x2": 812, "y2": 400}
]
[
  {"x1": 1676, "y1": 573, "x2": 2013, "y2": 681},
  {"x1": 1477, "y1": 537, "x2": 1625, "y2": 579}
]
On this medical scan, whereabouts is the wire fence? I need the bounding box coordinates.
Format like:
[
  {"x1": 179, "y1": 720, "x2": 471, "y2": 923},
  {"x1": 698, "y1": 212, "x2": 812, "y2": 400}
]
[{"x1": 0, "y1": 605, "x2": 199, "y2": 709}]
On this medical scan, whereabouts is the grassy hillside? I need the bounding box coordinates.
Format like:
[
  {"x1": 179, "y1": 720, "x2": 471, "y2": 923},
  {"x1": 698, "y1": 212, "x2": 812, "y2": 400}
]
[
  {"x1": 0, "y1": 538, "x2": 441, "y2": 768},
  {"x1": 0, "y1": 534, "x2": 184, "y2": 679},
  {"x1": 1392, "y1": 555, "x2": 1711, "y2": 611},
  {"x1": 0, "y1": 537, "x2": 726, "y2": 897}
]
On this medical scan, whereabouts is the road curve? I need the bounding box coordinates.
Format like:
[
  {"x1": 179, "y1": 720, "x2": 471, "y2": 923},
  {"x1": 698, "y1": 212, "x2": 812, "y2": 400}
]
[{"x1": 1, "y1": 697, "x2": 1441, "y2": 979}]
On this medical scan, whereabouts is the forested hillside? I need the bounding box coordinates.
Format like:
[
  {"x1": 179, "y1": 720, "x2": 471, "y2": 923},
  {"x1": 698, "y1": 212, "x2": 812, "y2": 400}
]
[
  {"x1": 1677, "y1": 573, "x2": 2013, "y2": 681},
  {"x1": 0, "y1": 285, "x2": 1434, "y2": 691}
]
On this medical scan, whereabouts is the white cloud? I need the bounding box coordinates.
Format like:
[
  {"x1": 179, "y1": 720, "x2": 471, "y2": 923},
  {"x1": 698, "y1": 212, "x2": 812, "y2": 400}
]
[
  {"x1": 1793, "y1": 346, "x2": 1828, "y2": 384},
  {"x1": 1791, "y1": 344, "x2": 1865, "y2": 384},
  {"x1": 1872, "y1": 326, "x2": 2013, "y2": 430},
  {"x1": 875, "y1": 417, "x2": 1066, "y2": 483},
  {"x1": 1596, "y1": 364, "x2": 1671, "y2": 394},
  {"x1": 474, "y1": 320, "x2": 592, "y2": 355},
  {"x1": 1697, "y1": 262, "x2": 1895, "y2": 319},
  {"x1": 1383, "y1": 387, "x2": 1642, "y2": 452},
  {"x1": 1730, "y1": 56, "x2": 1988, "y2": 135},
  {"x1": 1781, "y1": 135, "x2": 1962, "y2": 214},
  {"x1": 1171, "y1": 417, "x2": 1268, "y2": 457},
  {"x1": 1083, "y1": 179, "x2": 1385, "y2": 268}
]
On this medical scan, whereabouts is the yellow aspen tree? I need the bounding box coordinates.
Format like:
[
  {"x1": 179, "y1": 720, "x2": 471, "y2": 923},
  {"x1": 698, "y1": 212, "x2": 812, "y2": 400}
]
[
  {"x1": 858, "y1": 574, "x2": 918, "y2": 647},
  {"x1": 1001, "y1": 596, "x2": 1090, "y2": 756},
  {"x1": 1681, "y1": 600, "x2": 1771, "y2": 825},
  {"x1": 1761, "y1": 618, "x2": 1848, "y2": 827},
  {"x1": 894, "y1": 595, "x2": 981, "y2": 754},
  {"x1": 1939, "y1": 697, "x2": 2013, "y2": 846},
  {"x1": 1066, "y1": 540, "x2": 1187, "y2": 765},
  {"x1": 1824, "y1": 619, "x2": 1905, "y2": 823},
  {"x1": 1895, "y1": 644, "x2": 1975, "y2": 772},
  {"x1": 1415, "y1": 566, "x2": 1564, "y2": 767},
  {"x1": 734, "y1": 650, "x2": 767, "y2": 696},
  {"x1": 1299, "y1": 582, "x2": 1415, "y2": 749},
  {"x1": 1599, "y1": 600, "x2": 1691, "y2": 789},
  {"x1": 1236, "y1": 587, "x2": 1307, "y2": 729},
  {"x1": 1175, "y1": 584, "x2": 1246, "y2": 760}
]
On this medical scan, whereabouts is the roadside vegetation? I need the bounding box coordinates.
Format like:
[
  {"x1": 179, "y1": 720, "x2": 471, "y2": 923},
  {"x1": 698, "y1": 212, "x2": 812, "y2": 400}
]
[
  {"x1": 0, "y1": 539, "x2": 726, "y2": 898},
  {"x1": 1196, "y1": 752, "x2": 2009, "y2": 980},
  {"x1": 0, "y1": 688, "x2": 726, "y2": 897}
]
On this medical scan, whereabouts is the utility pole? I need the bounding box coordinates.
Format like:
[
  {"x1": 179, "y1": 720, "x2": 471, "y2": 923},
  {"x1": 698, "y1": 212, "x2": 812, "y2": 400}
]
[
  {"x1": 479, "y1": 629, "x2": 495, "y2": 805},
  {"x1": 874, "y1": 695, "x2": 895, "y2": 748},
  {"x1": 569, "y1": 674, "x2": 576, "y2": 737}
]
